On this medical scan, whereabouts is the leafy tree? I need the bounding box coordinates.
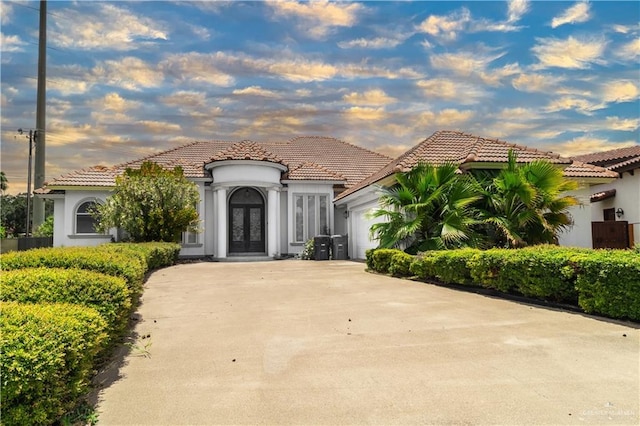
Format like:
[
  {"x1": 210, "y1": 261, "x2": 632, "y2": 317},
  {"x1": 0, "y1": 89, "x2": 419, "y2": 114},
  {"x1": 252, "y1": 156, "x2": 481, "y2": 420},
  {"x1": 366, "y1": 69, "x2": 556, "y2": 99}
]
[
  {"x1": 0, "y1": 194, "x2": 53, "y2": 237},
  {"x1": 33, "y1": 215, "x2": 54, "y2": 237},
  {"x1": 1, "y1": 171, "x2": 7, "y2": 193},
  {"x1": 473, "y1": 151, "x2": 579, "y2": 248},
  {"x1": 94, "y1": 161, "x2": 200, "y2": 242},
  {"x1": 369, "y1": 162, "x2": 482, "y2": 253}
]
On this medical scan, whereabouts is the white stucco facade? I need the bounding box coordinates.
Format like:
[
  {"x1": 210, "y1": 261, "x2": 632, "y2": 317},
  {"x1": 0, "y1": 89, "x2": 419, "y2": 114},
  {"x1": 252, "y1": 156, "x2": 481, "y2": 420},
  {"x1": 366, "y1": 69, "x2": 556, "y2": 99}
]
[{"x1": 45, "y1": 160, "x2": 347, "y2": 259}]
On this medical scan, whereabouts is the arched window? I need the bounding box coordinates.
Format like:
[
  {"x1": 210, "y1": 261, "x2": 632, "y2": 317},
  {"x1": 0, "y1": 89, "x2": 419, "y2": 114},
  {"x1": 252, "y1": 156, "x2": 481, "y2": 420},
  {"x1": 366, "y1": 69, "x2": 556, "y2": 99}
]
[{"x1": 75, "y1": 200, "x2": 100, "y2": 234}]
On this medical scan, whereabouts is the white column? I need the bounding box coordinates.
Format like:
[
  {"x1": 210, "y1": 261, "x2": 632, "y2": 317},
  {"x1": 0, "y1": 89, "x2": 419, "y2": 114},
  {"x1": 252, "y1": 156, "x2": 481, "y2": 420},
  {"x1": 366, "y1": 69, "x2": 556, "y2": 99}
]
[
  {"x1": 216, "y1": 187, "x2": 227, "y2": 258},
  {"x1": 268, "y1": 188, "x2": 278, "y2": 257}
]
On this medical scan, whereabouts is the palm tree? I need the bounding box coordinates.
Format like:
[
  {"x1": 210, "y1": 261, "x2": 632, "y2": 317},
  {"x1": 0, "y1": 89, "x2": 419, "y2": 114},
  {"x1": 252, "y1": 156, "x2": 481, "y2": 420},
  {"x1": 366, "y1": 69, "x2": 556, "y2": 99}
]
[
  {"x1": 0, "y1": 171, "x2": 7, "y2": 194},
  {"x1": 369, "y1": 162, "x2": 482, "y2": 253},
  {"x1": 475, "y1": 151, "x2": 579, "y2": 248}
]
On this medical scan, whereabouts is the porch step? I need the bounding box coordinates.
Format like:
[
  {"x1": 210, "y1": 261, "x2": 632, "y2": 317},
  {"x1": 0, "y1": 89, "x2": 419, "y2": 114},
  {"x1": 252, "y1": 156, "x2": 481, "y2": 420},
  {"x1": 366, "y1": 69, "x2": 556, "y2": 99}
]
[{"x1": 221, "y1": 255, "x2": 273, "y2": 262}]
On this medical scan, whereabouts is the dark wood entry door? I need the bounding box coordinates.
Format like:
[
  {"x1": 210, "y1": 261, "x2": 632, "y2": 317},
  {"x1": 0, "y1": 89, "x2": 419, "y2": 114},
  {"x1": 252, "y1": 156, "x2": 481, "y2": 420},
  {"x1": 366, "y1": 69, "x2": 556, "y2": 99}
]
[{"x1": 229, "y1": 188, "x2": 265, "y2": 253}]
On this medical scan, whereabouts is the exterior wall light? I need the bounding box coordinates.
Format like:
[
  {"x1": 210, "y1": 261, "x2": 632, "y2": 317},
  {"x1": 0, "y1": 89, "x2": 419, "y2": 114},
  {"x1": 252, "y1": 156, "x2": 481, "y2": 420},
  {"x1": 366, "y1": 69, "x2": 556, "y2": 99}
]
[{"x1": 615, "y1": 208, "x2": 624, "y2": 218}]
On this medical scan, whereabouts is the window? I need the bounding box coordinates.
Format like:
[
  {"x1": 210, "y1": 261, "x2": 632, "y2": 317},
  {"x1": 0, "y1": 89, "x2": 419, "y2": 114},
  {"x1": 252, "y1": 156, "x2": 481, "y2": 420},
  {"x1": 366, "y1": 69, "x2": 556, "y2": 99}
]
[
  {"x1": 182, "y1": 201, "x2": 201, "y2": 245},
  {"x1": 75, "y1": 201, "x2": 100, "y2": 234},
  {"x1": 294, "y1": 194, "x2": 329, "y2": 242}
]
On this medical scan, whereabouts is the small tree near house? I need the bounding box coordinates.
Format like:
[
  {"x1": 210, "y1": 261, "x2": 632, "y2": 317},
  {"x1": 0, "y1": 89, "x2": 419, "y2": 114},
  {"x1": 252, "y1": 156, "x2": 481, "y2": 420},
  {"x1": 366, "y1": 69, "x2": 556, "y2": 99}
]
[{"x1": 94, "y1": 161, "x2": 200, "y2": 242}]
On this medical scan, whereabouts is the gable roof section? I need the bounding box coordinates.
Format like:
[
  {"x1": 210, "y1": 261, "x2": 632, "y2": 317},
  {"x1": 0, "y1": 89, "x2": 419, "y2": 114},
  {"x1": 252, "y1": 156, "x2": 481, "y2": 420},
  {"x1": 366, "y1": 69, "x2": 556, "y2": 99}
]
[
  {"x1": 43, "y1": 136, "x2": 390, "y2": 189},
  {"x1": 209, "y1": 141, "x2": 284, "y2": 164},
  {"x1": 572, "y1": 145, "x2": 640, "y2": 172},
  {"x1": 283, "y1": 162, "x2": 346, "y2": 181},
  {"x1": 336, "y1": 130, "x2": 616, "y2": 201}
]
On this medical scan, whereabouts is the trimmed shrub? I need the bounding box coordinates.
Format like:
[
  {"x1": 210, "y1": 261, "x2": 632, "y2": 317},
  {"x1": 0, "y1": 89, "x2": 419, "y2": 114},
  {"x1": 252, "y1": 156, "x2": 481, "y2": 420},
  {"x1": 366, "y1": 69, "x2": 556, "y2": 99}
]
[
  {"x1": 467, "y1": 249, "x2": 515, "y2": 292},
  {"x1": 370, "y1": 248, "x2": 405, "y2": 273},
  {"x1": 389, "y1": 251, "x2": 414, "y2": 277},
  {"x1": 409, "y1": 252, "x2": 436, "y2": 280},
  {"x1": 500, "y1": 246, "x2": 579, "y2": 302},
  {"x1": 1, "y1": 302, "x2": 108, "y2": 426},
  {"x1": 365, "y1": 249, "x2": 375, "y2": 270},
  {"x1": 574, "y1": 250, "x2": 640, "y2": 321},
  {"x1": 431, "y1": 248, "x2": 480, "y2": 285},
  {"x1": 0, "y1": 246, "x2": 146, "y2": 293},
  {"x1": 100, "y1": 242, "x2": 181, "y2": 270},
  {"x1": 1, "y1": 268, "x2": 131, "y2": 337}
]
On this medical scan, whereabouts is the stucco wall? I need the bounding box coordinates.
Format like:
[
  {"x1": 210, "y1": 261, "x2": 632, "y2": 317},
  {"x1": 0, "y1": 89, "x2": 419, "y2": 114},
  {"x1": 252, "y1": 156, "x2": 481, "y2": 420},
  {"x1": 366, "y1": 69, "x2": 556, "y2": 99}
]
[
  {"x1": 557, "y1": 187, "x2": 592, "y2": 248},
  {"x1": 589, "y1": 173, "x2": 640, "y2": 246},
  {"x1": 55, "y1": 190, "x2": 114, "y2": 247}
]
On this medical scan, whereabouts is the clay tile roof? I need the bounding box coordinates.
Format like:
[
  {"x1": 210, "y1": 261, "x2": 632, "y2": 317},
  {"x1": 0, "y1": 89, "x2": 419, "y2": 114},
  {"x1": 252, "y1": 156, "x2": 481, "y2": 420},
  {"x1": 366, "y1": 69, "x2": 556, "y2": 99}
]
[
  {"x1": 590, "y1": 189, "x2": 616, "y2": 203},
  {"x1": 572, "y1": 145, "x2": 640, "y2": 169},
  {"x1": 562, "y1": 161, "x2": 619, "y2": 179},
  {"x1": 336, "y1": 130, "x2": 603, "y2": 201},
  {"x1": 42, "y1": 136, "x2": 391, "y2": 190},
  {"x1": 209, "y1": 140, "x2": 284, "y2": 164},
  {"x1": 284, "y1": 162, "x2": 346, "y2": 181}
]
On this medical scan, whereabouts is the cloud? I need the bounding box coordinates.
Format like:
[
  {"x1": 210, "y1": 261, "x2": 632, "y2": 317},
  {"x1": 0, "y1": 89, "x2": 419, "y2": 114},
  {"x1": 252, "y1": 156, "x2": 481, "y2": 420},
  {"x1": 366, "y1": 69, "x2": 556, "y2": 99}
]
[
  {"x1": 375, "y1": 144, "x2": 411, "y2": 159},
  {"x1": 1, "y1": 2, "x2": 12, "y2": 25},
  {"x1": 161, "y1": 52, "x2": 235, "y2": 86},
  {"x1": 612, "y1": 24, "x2": 640, "y2": 34},
  {"x1": 544, "y1": 96, "x2": 601, "y2": 115},
  {"x1": 267, "y1": 0, "x2": 363, "y2": 39},
  {"x1": 344, "y1": 106, "x2": 386, "y2": 121},
  {"x1": 546, "y1": 136, "x2": 637, "y2": 157},
  {"x1": 98, "y1": 93, "x2": 141, "y2": 113},
  {"x1": 338, "y1": 36, "x2": 405, "y2": 49},
  {"x1": 93, "y1": 57, "x2": 165, "y2": 90},
  {"x1": 416, "y1": 78, "x2": 487, "y2": 103},
  {"x1": 417, "y1": 8, "x2": 471, "y2": 41},
  {"x1": 48, "y1": 78, "x2": 92, "y2": 96},
  {"x1": 138, "y1": 120, "x2": 182, "y2": 134},
  {"x1": 551, "y1": 1, "x2": 591, "y2": 29},
  {"x1": 532, "y1": 36, "x2": 606, "y2": 69},
  {"x1": 232, "y1": 86, "x2": 280, "y2": 97},
  {"x1": 343, "y1": 89, "x2": 396, "y2": 106},
  {"x1": 512, "y1": 73, "x2": 562, "y2": 93},
  {"x1": 419, "y1": 109, "x2": 476, "y2": 127},
  {"x1": 616, "y1": 38, "x2": 640, "y2": 61},
  {"x1": 605, "y1": 116, "x2": 640, "y2": 132},
  {"x1": 160, "y1": 90, "x2": 208, "y2": 108},
  {"x1": 1, "y1": 32, "x2": 27, "y2": 52},
  {"x1": 507, "y1": 0, "x2": 530, "y2": 23},
  {"x1": 51, "y1": 3, "x2": 167, "y2": 51},
  {"x1": 87, "y1": 93, "x2": 139, "y2": 124},
  {"x1": 430, "y1": 50, "x2": 505, "y2": 77},
  {"x1": 601, "y1": 80, "x2": 639, "y2": 103}
]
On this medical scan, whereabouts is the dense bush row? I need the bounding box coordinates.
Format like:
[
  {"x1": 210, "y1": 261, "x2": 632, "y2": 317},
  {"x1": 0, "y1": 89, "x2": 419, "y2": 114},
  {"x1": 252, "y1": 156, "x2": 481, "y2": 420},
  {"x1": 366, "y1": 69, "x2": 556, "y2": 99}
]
[
  {"x1": 0, "y1": 242, "x2": 180, "y2": 426},
  {"x1": 366, "y1": 246, "x2": 640, "y2": 321}
]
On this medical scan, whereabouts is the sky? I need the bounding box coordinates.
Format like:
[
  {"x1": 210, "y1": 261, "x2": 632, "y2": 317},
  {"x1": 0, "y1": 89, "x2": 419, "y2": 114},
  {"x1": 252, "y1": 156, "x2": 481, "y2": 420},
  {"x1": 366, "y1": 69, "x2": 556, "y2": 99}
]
[{"x1": 1, "y1": 0, "x2": 639, "y2": 194}]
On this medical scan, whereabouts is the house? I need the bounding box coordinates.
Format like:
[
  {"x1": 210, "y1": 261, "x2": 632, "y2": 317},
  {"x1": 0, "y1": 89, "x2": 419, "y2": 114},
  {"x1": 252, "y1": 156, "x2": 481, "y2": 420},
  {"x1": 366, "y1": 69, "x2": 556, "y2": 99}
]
[
  {"x1": 39, "y1": 137, "x2": 391, "y2": 259},
  {"x1": 566, "y1": 146, "x2": 640, "y2": 249},
  {"x1": 39, "y1": 131, "x2": 620, "y2": 259},
  {"x1": 333, "y1": 131, "x2": 618, "y2": 257}
]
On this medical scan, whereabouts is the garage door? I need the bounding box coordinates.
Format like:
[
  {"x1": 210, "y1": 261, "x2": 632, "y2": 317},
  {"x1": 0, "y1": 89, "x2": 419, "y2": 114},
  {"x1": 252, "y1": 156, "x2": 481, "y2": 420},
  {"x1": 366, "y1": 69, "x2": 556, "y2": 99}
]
[{"x1": 352, "y1": 208, "x2": 381, "y2": 260}]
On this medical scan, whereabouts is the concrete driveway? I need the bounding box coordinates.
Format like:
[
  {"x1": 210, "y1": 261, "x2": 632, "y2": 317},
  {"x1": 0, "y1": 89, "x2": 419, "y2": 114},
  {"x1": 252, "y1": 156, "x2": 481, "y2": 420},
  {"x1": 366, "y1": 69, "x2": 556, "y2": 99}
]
[{"x1": 94, "y1": 260, "x2": 639, "y2": 425}]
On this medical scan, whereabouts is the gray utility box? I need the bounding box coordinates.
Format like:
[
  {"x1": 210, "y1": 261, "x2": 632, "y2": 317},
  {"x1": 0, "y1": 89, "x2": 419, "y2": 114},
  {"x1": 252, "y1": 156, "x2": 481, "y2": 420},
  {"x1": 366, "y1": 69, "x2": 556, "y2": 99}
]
[
  {"x1": 314, "y1": 235, "x2": 331, "y2": 260},
  {"x1": 331, "y1": 235, "x2": 348, "y2": 260}
]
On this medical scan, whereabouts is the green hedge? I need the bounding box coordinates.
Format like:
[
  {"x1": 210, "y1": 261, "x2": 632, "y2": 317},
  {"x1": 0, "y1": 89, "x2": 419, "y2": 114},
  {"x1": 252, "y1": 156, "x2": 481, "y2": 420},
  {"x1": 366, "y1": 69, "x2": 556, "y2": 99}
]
[
  {"x1": 389, "y1": 251, "x2": 414, "y2": 277},
  {"x1": 573, "y1": 250, "x2": 640, "y2": 320},
  {"x1": 1, "y1": 302, "x2": 108, "y2": 426},
  {"x1": 367, "y1": 248, "x2": 404, "y2": 273},
  {"x1": 0, "y1": 246, "x2": 146, "y2": 293},
  {"x1": 1, "y1": 268, "x2": 131, "y2": 337},
  {"x1": 99, "y1": 242, "x2": 181, "y2": 271},
  {"x1": 367, "y1": 246, "x2": 640, "y2": 321}
]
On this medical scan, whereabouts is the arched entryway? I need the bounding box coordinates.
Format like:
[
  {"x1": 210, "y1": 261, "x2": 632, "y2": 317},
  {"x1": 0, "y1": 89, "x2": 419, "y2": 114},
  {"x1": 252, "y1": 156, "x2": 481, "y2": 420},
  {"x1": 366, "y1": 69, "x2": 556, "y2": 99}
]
[{"x1": 229, "y1": 187, "x2": 265, "y2": 253}]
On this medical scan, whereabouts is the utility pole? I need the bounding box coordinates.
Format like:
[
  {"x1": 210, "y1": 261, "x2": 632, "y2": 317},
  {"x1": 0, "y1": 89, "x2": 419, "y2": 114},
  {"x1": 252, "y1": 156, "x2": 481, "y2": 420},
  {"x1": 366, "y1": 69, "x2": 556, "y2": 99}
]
[
  {"x1": 33, "y1": 0, "x2": 47, "y2": 228},
  {"x1": 17, "y1": 129, "x2": 35, "y2": 236}
]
